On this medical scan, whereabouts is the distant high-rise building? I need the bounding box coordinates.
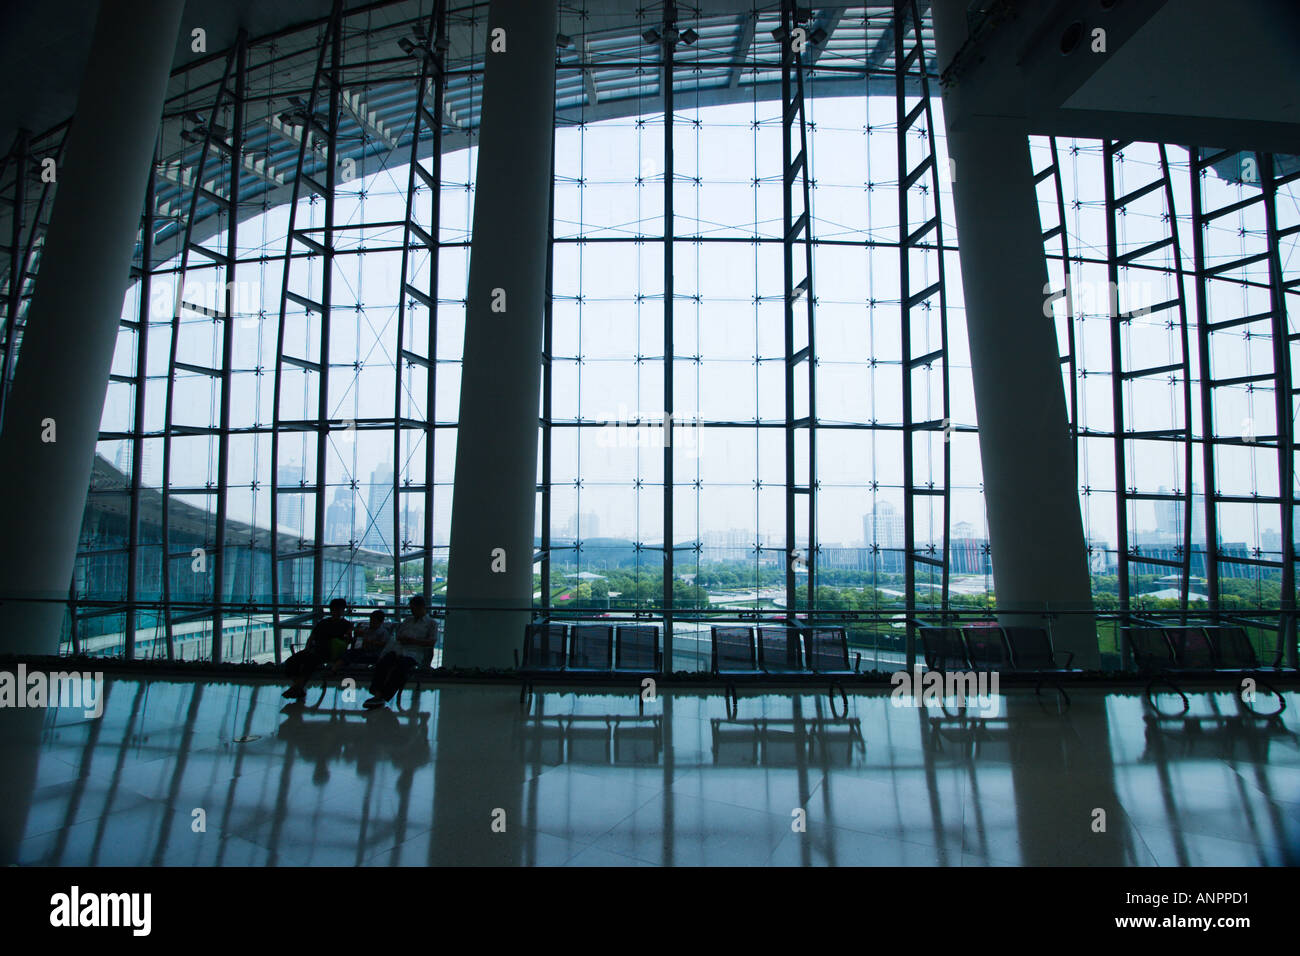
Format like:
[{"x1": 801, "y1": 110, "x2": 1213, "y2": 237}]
[
  {"x1": 863, "y1": 503, "x2": 905, "y2": 574},
  {"x1": 1154, "y1": 486, "x2": 1206, "y2": 544},
  {"x1": 565, "y1": 511, "x2": 600, "y2": 540},
  {"x1": 113, "y1": 442, "x2": 154, "y2": 485},
  {"x1": 326, "y1": 487, "x2": 351, "y2": 544},
  {"x1": 277, "y1": 464, "x2": 305, "y2": 537},
  {"x1": 863, "y1": 502, "x2": 904, "y2": 550},
  {"x1": 363, "y1": 463, "x2": 395, "y2": 552},
  {"x1": 701, "y1": 528, "x2": 755, "y2": 562},
  {"x1": 400, "y1": 501, "x2": 424, "y2": 551}
]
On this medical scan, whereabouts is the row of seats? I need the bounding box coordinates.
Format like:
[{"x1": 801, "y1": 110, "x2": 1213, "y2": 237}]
[
  {"x1": 920, "y1": 624, "x2": 1076, "y2": 675},
  {"x1": 1124, "y1": 624, "x2": 1285, "y2": 716},
  {"x1": 709, "y1": 625, "x2": 860, "y2": 677},
  {"x1": 516, "y1": 619, "x2": 1286, "y2": 718},
  {"x1": 1126, "y1": 625, "x2": 1268, "y2": 672},
  {"x1": 516, "y1": 621, "x2": 661, "y2": 673},
  {"x1": 517, "y1": 620, "x2": 862, "y2": 716},
  {"x1": 919, "y1": 623, "x2": 1079, "y2": 707}
]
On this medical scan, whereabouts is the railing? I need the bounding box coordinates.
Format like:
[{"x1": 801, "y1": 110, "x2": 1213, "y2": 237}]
[{"x1": 2, "y1": 594, "x2": 1295, "y2": 673}]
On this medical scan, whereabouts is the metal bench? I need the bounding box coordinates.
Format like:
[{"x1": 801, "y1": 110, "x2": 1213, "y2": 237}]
[
  {"x1": 920, "y1": 622, "x2": 1077, "y2": 708},
  {"x1": 1126, "y1": 624, "x2": 1286, "y2": 717},
  {"x1": 516, "y1": 619, "x2": 664, "y2": 711},
  {"x1": 711, "y1": 625, "x2": 760, "y2": 718},
  {"x1": 292, "y1": 618, "x2": 440, "y2": 711},
  {"x1": 714, "y1": 623, "x2": 861, "y2": 717},
  {"x1": 802, "y1": 625, "x2": 862, "y2": 716}
]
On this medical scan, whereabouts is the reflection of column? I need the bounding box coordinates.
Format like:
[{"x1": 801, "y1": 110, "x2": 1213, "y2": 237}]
[
  {"x1": 0, "y1": 709, "x2": 45, "y2": 864},
  {"x1": 444, "y1": 0, "x2": 557, "y2": 668},
  {"x1": 430, "y1": 688, "x2": 524, "y2": 865},
  {"x1": 932, "y1": 4, "x2": 1097, "y2": 666},
  {"x1": 0, "y1": 0, "x2": 184, "y2": 654},
  {"x1": 1004, "y1": 694, "x2": 1130, "y2": 865}
]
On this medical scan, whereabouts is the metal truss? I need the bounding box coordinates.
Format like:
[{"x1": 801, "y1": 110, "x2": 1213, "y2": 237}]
[
  {"x1": 1035, "y1": 138, "x2": 1080, "y2": 472},
  {"x1": 781, "y1": 0, "x2": 818, "y2": 616},
  {"x1": 0, "y1": 129, "x2": 64, "y2": 429},
  {"x1": 159, "y1": 35, "x2": 247, "y2": 662},
  {"x1": 270, "y1": 2, "x2": 344, "y2": 658},
  {"x1": 1102, "y1": 140, "x2": 1194, "y2": 613},
  {"x1": 1190, "y1": 148, "x2": 1298, "y2": 665},
  {"x1": 894, "y1": 0, "x2": 949, "y2": 654},
  {"x1": 391, "y1": 0, "x2": 448, "y2": 612}
]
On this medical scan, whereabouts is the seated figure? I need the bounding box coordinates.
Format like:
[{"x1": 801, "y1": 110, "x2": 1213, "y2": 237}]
[{"x1": 282, "y1": 598, "x2": 353, "y2": 700}]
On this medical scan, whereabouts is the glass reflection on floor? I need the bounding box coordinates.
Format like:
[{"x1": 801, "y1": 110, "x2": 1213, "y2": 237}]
[{"x1": 2, "y1": 676, "x2": 1297, "y2": 866}]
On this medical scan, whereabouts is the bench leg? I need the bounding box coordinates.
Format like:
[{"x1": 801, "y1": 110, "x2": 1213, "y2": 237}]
[
  {"x1": 1144, "y1": 676, "x2": 1189, "y2": 717},
  {"x1": 1237, "y1": 675, "x2": 1286, "y2": 719},
  {"x1": 828, "y1": 682, "x2": 848, "y2": 719},
  {"x1": 1033, "y1": 678, "x2": 1070, "y2": 712},
  {"x1": 724, "y1": 683, "x2": 739, "y2": 719}
]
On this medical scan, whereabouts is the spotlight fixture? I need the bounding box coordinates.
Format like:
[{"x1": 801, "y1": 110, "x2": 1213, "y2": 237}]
[
  {"x1": 771, "y1": 25, "x2": 788, "y2": 42},
  {"x1": 397, "y1": 36, "x2": 416, "y2": 55},
  {"x1": 556, "y1": 32, "x2": 573, "y2": 48},
  {"x1": 642, "y1": 28, "x2": 661, "y2": 44},
  {"x1": 680, "y1": 27, "x2": 698, "y2": 44},
  {"x1": 433, "y1": 35, "x2": 450, "y2": 51},
  {"x1": 810, "y1": 26, "x2": 827, "y2": 45},
  {"x1": 1058, "y1": 20, "x2": 1084, "y2": 55}
]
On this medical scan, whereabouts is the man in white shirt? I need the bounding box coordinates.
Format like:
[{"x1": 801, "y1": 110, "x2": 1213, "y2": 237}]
[{"x1": 363, "y1": 595, "x2": 438, "y2": 709}]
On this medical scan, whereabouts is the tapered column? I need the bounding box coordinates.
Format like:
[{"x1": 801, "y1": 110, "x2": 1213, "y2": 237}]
[
  {"x1": 443, "y1": 0, "x2": 558, "y2": 668},
  {"x1": 0, "y1": 0, "x2": 184, "y2": 654},
  {"x1": 932, "y1": 3, "x2": 1098, "y2": 665}
]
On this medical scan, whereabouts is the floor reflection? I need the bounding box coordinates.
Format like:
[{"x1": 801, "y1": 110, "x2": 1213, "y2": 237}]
[{"x1": 3, "y1": 675, "x2": 1297, "y2": 865}]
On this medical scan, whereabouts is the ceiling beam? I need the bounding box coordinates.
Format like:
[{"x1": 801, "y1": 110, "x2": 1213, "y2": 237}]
[
  {"x1": 727, "y1": 12, "x2": 757, "y2": 89},
  {"x1": 583, "y1": 39, "x2": 600, "y2": 106},
  {"x1": 806, "y1": 6, "x2": 845, "y2": 68}
]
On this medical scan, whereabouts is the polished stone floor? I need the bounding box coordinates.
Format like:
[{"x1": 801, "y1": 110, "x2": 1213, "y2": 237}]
[{"x1": 2, "y1": 675, "x2": 1297, "y2": 866}]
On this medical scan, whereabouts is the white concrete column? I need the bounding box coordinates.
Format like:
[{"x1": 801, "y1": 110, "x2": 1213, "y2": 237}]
[
  {"x1": 0, "y1": 0, "x2": 185, "y2": 654},
  {"x1": 932, "y1": 3, "x2": 1098, "y2": 665},
  {"x1": 443, "y1": 0, "x2": 558, "y2": 669}
]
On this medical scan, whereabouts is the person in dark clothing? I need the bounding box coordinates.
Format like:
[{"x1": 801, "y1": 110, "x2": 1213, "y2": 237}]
[
  {"x1": 340, "y1": 609, "x2": 391, "y2": 667},
  {"x1": 363, "y1": 595, "x2": 437, "y2": 709},
  {"x1": 282, "y1": 598, "x2": 354, "y2": 699}
]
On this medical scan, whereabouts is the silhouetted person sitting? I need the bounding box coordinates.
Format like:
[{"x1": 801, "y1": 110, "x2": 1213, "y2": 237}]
[
  {"x1": 341, "y1": 609, "x2": 391, "y2": 667},
  {"x1": 282, "y1": 598, "x2": 353, "y2": 700},
  {"x1": 363, "y1": 595, "x2": 437, "y2": 709}
]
